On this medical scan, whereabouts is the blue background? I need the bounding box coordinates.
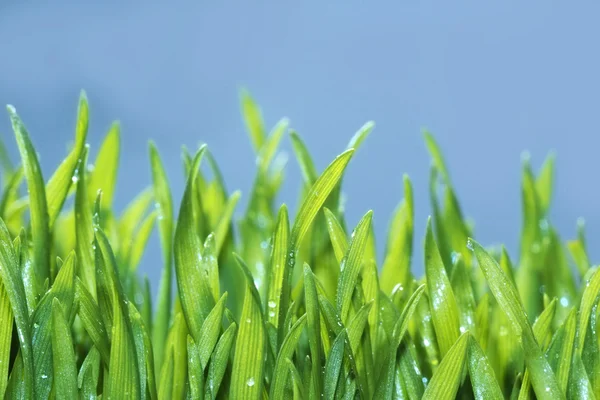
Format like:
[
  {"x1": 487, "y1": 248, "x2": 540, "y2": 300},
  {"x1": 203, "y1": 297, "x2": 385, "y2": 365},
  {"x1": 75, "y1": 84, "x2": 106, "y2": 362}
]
[{"x1": 2, "y1": 2, "x2": 599, "y2": 293}]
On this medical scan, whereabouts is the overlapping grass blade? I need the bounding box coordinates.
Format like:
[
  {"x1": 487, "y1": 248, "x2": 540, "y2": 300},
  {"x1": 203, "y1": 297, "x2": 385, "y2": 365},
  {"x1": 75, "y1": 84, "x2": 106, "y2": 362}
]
[{"x1": 51, "y1": 298, "x2": 78, "y2": 399}]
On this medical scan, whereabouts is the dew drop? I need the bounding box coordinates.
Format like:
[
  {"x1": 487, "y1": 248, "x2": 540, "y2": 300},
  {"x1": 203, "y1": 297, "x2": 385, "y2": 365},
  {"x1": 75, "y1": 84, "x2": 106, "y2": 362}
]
[
  {"x1": 246, "y1": 318, "x2": 251, "y2": 324},
  {"x1": 246, "y1": 377, "x2": 255, "y2": 387},
  {"x1": 466, "y1": 238, "x2": 474, "y2": 251},
  {"x1": 41, "y1": 374, "x2": 48, "y2": 379},
  {"x1": 560, "y1": 297, "x2": 569, "y2": 307},
  {"x1": 268, "y1": 300, "x2": 277, "y2": 309}
]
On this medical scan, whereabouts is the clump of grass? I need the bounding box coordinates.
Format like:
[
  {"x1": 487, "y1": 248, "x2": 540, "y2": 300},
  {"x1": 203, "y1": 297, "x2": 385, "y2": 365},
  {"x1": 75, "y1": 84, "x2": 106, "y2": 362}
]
[{"x1": 0, "y1": 89, "x2": 598, "y2": 400}]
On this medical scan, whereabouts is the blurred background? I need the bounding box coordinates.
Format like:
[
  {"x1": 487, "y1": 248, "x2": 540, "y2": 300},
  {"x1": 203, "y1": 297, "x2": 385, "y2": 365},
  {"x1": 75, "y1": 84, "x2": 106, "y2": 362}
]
[{"x1": 1, "y1": 2, "x2": 599, "y2": 294}]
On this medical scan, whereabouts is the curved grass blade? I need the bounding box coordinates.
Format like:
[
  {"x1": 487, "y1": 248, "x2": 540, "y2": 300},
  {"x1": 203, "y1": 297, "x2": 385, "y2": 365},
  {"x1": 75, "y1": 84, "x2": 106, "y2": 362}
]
[
  {"x1": 174, "y1": 145, "x2": 215, "y2": 341},
  {"x1": 202, "y1": 234, "x2": 220, "y2": 303},
  {"x1": 88, "y1": 122, "x2": 120, "y2": 208},
  {"x1": 576, "y1": 267, "x2": 600, "y2": 355},
  {"x1": 290, "y1": 131, "x2": 318, "y2": 185},
  {"x1": 51, "y1": 298, "x2": 78, "y2": 399},
  {"x1": 117, "y1": 187, "x2": 153, "y2": 265},
  {"x1": 450, "y1": 254, "x2": 476, "y2": 334},
  {"x1": 148, "y1": 141, "x2": 174, "y2": 373},
  {"x1": 270, "y1": 314, "x2": 307, "y2": 399},
  {"x1": 46, "y1": 91, "x2": 88, "y2": 228},
  {"x1": 470, "y1": 239, "x2": 563, "y2": 400},
  {"x1": 198, "y1": 292, "x2": 228, "y2": 369},
  {"x1": 422, "y1": 332, "x2": 469, "y2": 400},
  {"x1": 423, "y1": 130, "x2": 451, "y2": 184},
  {"x1": 425, "y1": 217, "x2": 460, "y2": 356},
  {"x1": 75, "y1": 278, "x2": 110, "y2": 366},
  {"x1": 78, "y1": 346, "x2": 101, "y2": 400},
  {"x1": 205, "y1": 323, "x2": 237, "y2": 399},
  {"x1": 518, "y1": 299, "x2": 558, "y2": 400},
  {"x1": 468, "y1": 335, "x2": 504, "y2": 400},
  {"x1": 336, "y1": 210, "x2": 373, "y2": 323},
  {"x1": 287, "y1": 358, "x2": 306, "y2": 400},
  {"x1": 8, "y1": 105, "x2": 50, "y2": 283},
  {"x1": 0, "y1": 279, "x2": 13, "y2": 396},
  {"x1": 280, "y1": 148, "x2": 354, "y2": 342},
  {"x1": 323, "y1": 207, "x2": 348, "y2": 263},
  {"x1": 0, "y1": 166, "x2": 23, "y2": 219}
]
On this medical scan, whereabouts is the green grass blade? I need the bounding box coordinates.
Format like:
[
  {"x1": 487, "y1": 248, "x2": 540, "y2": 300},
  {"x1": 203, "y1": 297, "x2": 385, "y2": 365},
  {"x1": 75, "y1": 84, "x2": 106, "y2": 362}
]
[
  {"x1": 535, "y1": 152, "x2": 555, "y2": 215},
  {"x1": 88, "y1": 122, "x2": 120, "y2": 208},
  {"x1": 425, "y1": 217, "x2": 460, "y2": 356},
  {"x1": 148, "y1": 141, "x2": 174, "y2": 373},
  {"x1": 78, "y1": 347, "x2": 101, "y2": 400},
  {"x1": 46, "y1": 91, "x2": 89, "y2": 229},
  {"x1": 423, "y1": 130, "x2": 451, "y2": 184},
  {"x1": 422, "y1": 332, "x2": 469, "y2": 400},
  {"x1": 214, "y1": 190, "x2": 241, "y2": 255},
  {"x1": 577, "y1": 267, "x2": 600, "y2": 355},
  {"x1": 205, "y1": 323, "x2": 237, "y2": 399},
  {"x1": 75, "y1": 278, "x2": 111, "y2": 366},
  {"x1": 266, "y1": 204, "x2": 289, "y2": 328},
  {"x1": 568, "y1": 352, "x2": 596, "y2": 400},
  {"x1": 0, "y1": 279, "x2": 13, "y2": 396},
  {"x1": 470, "y1": 239, "x2": 563, "y2": 400},
  {"x1": 202, "y1": 234, "x2": 220, "y2": 303},
  {"x1": 8, "y1": 105, "x2": 50, "y2": 283},
  {"x1": 547, "y1": 307, "x2": 577, "y2": 394},
  {"x1": 74, "y1": 145, "x2": 97, "y2": 300},
  {"x1": 174, "y1": 145, "x2": 215, "y2": 341},
  {"x1": 129, "y1": 301, "x2": 157, "y2": 400},
  {"x1": 450, "y1": 255, "x2": 476, "y2": 334},
  {"x1": 468, "y1": 335, "x2": 504, "y2": 400},
  {"x1": 323, "y1": 328, "x2": 346, "y2": 399},
  {"x1": 518, "y1": 298, "x2": 557, "y2": 400},
  {"x1": 117, "y1": 187, "x2": 153, "y2": 266},
  {"x1": 51, "y1": 298, "x2": 78, "y2": 399},
  {"x1": 336, "y1": 210, "x2": 373, "y2": 323},
  {"x1": 95, "y1": 228, "x2": 141, "y2": 399},
  {"x1": 231, "y1": 277, "x2": 265, "y2": 399},
  {"x1": 290, "y1": 131, "x2": 319, "y2": 185},
  {"x1": 198, "y1": 293, "x2": 228, "y2": 369},
  {"x1": 323, "y1": 207, "x2": 348, "y2": 263},
  {"x1": 279, "y1": 148, "x2": 354, "y2": 342},
  {"x1": 270, "y1": 314, "x2": 307, "y2": 399},
  {"x1": 240, "y1": 89, "x2": 266, "y2": 152},
  {"x1": 0, "y1": 166, "x2": 23, "y2": 219},
  {"x1": 128, "y1": 210, "x2": 157, "y2": 272},
  {"x1": 303, "y1": 264, "x2": 322, "y2": 396},
  {"x1": 187, "y1": 335, "x2": 204, "y2": 400},
  {"x1": 381, "y1": 175, "x2": 413, "y2": 295},
  {"x1": 31, "y1": 251, "x2": 76, "y2": 399}
]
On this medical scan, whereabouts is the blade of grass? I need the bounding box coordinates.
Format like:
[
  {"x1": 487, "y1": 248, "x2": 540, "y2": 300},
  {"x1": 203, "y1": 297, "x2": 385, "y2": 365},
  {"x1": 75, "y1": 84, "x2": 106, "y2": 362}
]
[
  {"x1": 470, "y1": 239, "x2": 564, "y2": 400},
  {"x1": 88, "y1": 122, "x2": 120, "y2": 208},
  {"x1": 8, "y1": 105, "x2": 50, "y2": 284},
  {"x1": 51, "y1": 298, "x2": 78, "y2": 399},
  {"x1": 425, "y1": 217, "x2": 460, "y2": 356},
  {"x1": 422, "y1": 332, "x2": 469, "y2": 400},
  {"x1": 336, "y1": 210, "x2": 373, "y2": 323},
  {"x1": 205, "y1": 323, "x2": 237, "y2": 399},
  {"x1": 174, "y1": 145, "x2": 215, "y2": 341}
]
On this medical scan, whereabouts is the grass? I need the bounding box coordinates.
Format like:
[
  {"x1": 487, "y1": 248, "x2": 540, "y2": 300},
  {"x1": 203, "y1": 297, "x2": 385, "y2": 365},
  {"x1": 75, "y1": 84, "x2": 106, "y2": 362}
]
[{"x1": 0, "y1": 89, "x2": 598, "y2": 399}]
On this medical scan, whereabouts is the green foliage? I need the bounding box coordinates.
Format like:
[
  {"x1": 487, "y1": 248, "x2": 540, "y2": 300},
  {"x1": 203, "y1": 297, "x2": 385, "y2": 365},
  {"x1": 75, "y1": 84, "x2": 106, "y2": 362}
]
[{"x1": 0, "y1": 90, "x2": 598, "y2": 400}]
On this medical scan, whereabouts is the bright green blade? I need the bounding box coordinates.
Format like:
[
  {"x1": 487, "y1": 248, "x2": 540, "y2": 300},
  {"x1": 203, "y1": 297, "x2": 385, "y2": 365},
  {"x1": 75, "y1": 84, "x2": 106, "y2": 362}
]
[
  {"x1": 8, "y1": 105, "x2": 50, "y2": 283},
  {"x1": 51, "y1": 298, "x2": 78, "y2": 399},
  {"x1": 425, "y1": 217, "x2": 460, "y2": 356},
  {"x1": 422, "y1": 332, "x2": 469, "y2": 400},
  {"x1": 88, "y1": 122, "x2": 120, "y2": 208}
]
